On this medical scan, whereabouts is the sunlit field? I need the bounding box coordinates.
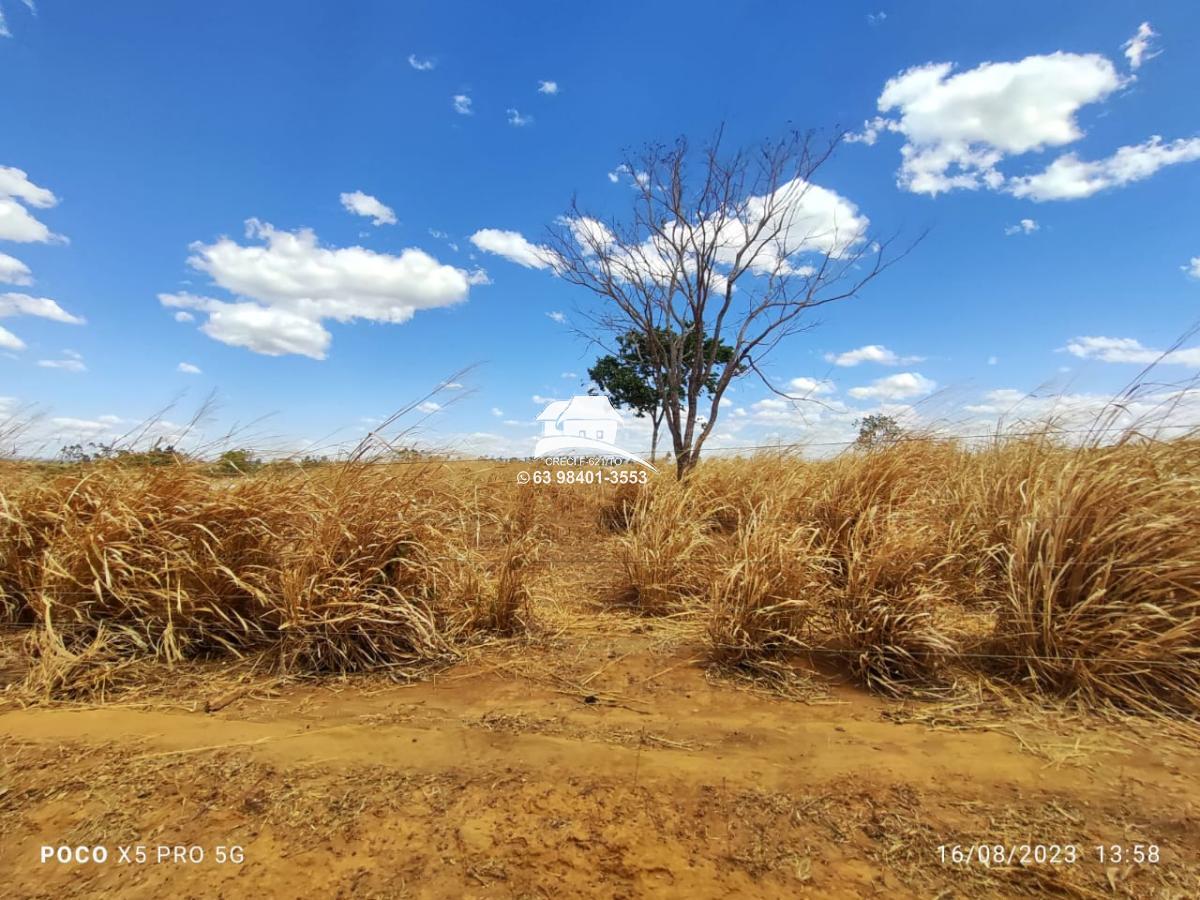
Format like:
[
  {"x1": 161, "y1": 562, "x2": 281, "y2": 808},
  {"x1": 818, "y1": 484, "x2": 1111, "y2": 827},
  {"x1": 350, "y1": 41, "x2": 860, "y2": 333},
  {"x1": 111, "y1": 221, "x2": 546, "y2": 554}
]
[{"x1": 3, "y1": 429, "x2": 1198, "y2": 713}]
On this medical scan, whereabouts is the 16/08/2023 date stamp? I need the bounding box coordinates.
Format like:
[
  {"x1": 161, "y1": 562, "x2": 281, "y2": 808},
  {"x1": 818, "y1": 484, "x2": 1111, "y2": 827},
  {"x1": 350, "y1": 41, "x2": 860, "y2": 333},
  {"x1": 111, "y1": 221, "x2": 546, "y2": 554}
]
[{"x1": 937, "y1": 844, "x2": 1161, "y2": 866}]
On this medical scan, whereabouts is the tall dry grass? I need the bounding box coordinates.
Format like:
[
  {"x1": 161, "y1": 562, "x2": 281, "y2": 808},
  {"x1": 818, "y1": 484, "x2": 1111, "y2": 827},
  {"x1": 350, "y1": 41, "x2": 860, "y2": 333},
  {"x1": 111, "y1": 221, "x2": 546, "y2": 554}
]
[
  {"x1": 0, "y1": 459, "x2": 541, "y2": 697},
  {"x1": 2, "y1": 427, "x2": 1198, "y2": 716},
  {"x1": 616, "y1": 434, "x2": 1200, "y2": 713}
]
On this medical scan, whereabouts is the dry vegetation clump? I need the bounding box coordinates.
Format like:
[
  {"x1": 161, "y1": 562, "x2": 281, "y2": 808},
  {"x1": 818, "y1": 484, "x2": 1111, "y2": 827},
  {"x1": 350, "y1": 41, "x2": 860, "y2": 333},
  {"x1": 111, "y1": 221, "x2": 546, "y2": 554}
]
[
  {"x1": 0, "y1": 460, "x2": 538, "y2": 697},
  {"x1": 613, "y1": 478, "x2": 716, "y2": 613},
  {"x1": 706, "y1": 509, "x2": 829, "y2": 666},
  {"x1": 983, "y1": 438, "x2": 1200, "y2": 715},
  {"x1": 615, "y1": 432, "x2": 1200, "y2": 713}
]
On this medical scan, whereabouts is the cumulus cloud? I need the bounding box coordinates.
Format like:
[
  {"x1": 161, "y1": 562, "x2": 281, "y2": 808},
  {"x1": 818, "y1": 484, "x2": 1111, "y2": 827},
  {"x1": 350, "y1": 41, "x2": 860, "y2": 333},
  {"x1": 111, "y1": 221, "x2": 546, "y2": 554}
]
[
  {"x1": 824, "y1": 344, "x2": 922, "y2": 367},
  {"x1": 417, "y1": 401, "x2": 441, "y2": 414},
  {"x1": 339, "y1": 191, "x2": 397, "y2": 226},
  {"x1": 1184, "y1": 257, "x2": 1200, "y2": 279},
  {"x1": 452, "y1": 94, "x2": 473, "y2": 115},
  {"x1": 872, "y1": 52, "x2": 1124, "y2": 195},
  {"x1": 1008, "y1": 136, "x2": 1200, "y2": 201},
  {"x1": 787, "y1": 376, "x2": 836, "y2": 396},
  {"x1": 506, "y1": 108, "x2": 533, "y2": 127},
  {"x1": 159, "y1": 219, "x2": 477, "y2": 359},
  {"x1": 37, "y1": 349, "x2": 86, "y2": 372},
  {"x1": 1004, "y1": 218, "x2": 1039, "y2": 235},
  {"x1": 0, "y1": 325, "x2": 24, "y2": 350},
  {"x1": 545, "y1": 311, "x2": 566, "y2": 324},
  {"x1": 860, "y1": 40, "x2": 1200, "y2": 200},
  {"x1": 177, "y1": 362, "x2": 202, "y2": 374},
  {"x1": 0, "y1": 292, "x2": 85, "y2": 324},
  {"x1": 173, "y1": 310, "x2": 194, "y2": 322},
  {"x1": 0, "y1": 252, "x2": 32, "y2": 285},
  {"x1": 0, "y1": 166, "x2": 60, "y2": 243},
  {"x1": 407, "y1": 54, "x2": 435, "y2": 71},
  {"x1": 1122, "y1": 22, "x2": 1160, "y2": 70},
  {"x1": 537, "y1": 80, "x2": 559, "y2": 95},
  {"x1": 491, "y1": 407, "x2": 504, "y2": 417},
  {"x1": 469, "y1": 228, "x2": 555, "y2": 269},
  {"x1": 848, "y1": 372, "x2": 936, "y2": 400},
  {"x1": 1064, "y1": 335, "x2": 1200, "y2": 368}
]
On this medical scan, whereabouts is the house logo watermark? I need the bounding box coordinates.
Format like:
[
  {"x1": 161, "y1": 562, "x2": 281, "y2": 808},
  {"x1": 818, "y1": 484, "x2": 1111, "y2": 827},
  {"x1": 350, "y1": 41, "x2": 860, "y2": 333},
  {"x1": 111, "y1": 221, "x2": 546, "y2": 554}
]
[{"x1": 533, "y1": 395, "x2": 656, "y2": 470}]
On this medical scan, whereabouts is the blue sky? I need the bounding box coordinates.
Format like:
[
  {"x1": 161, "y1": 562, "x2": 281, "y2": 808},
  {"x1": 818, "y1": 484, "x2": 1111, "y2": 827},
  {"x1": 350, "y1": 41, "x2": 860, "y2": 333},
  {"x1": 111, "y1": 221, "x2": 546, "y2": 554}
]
[{"x1": 2, "y1": 1, "x2": 1199, "y2": 457}]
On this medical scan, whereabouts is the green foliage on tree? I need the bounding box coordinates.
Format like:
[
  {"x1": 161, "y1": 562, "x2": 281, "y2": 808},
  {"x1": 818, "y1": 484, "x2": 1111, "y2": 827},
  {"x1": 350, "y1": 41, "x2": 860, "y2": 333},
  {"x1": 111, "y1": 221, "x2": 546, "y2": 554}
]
[
  {"x1": 216, "y1": 448, "x2": 262, "y2": 475},
  {"x1": 853, "y1": 414, "x2": 904, "y2": 450},
  {"x1": 588, "y1": 328, "x2": 737, "y2": 463},
  {"x1": 58, "y1": 439, "x2": 184, "y2": 467}
]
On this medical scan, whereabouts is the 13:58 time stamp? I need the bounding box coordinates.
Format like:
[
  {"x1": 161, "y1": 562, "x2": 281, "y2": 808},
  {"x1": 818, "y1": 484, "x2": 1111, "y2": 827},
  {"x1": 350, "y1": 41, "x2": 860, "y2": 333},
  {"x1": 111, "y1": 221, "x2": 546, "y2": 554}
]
[{"x1": 937, "y1": 843, "x2": 1161, "y2": 867}]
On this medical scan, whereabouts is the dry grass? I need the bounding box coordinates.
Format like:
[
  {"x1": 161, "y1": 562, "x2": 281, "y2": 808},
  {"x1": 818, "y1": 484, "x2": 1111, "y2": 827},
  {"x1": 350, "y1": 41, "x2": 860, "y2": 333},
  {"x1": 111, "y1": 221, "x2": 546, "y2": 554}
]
[
  {"x1": 2, "y1": 428, "x2": 1198, "y2": 717},
  {"x1": 0, "y1": 460, "x2": 542, "y2": 698},
  {"x1": 616, "y1": 434, "x2": 1200, "y2": 714}
]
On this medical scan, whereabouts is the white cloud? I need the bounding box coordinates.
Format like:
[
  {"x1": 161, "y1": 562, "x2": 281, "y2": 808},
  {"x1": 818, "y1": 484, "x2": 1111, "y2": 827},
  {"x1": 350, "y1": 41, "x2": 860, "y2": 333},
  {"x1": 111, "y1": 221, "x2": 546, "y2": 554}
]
[
  {"x1": 491, "y1": 407, "x2": 504, "y2": 417},
  {"x1": 1122, "y1": 22, "x2": 1160, "y2": 70},
  {"x1": 0, "y1": 166, "x2": 60, "y2": 243},
  {"x1": 177, "y1": 362, "x2": 202, "y2": 374},
  {"x1": 0, "y1": 10, "x2": 9, "y2": 39},
  {"x1": 452, "y1": 94, "x2": 473, "y2": 115},
  {"x1": 0, "y1": 292, "x2": 85, "y2": 324},
  {"x1": 37, "y1": 349, "x2": 86, "y2": 373},
  {"x1": 867, "y1": 11, "x2": 886, "y2": 25},
  {"x1": 339, "y1": 191, "x2": 397, "y2": 226},
  {"x1": 1008, "y1": 136, "x2": 1200, "y2": 201},
  {"x1": 159, "y1": 219, "x2": 475, "y2": 359},
  {"x1": 0, "y1": 325, "x2": 24, "y2": 350},
  {"x1": 0, "y1": 166, "x2": 55, "y2": 208},
  {"x1": 506, "y1": 108, "x2": 533, "y2": 127},
  {"x1": 787, "y1": 376, "x2": 836, "y2": 396},
  {"x1": 532, "y1": 394, "x2": 561, "y2": 405},
  {"x1": 848, "y1": 372, "x2": 937, "y2": 400},
  {"x1": 469, "y1": 228, "x2": 555, "y2": 269},
  {"x1": 1184, "y1": 257, "x2": 1200, "y2": 279},
  {"x1": 824, "y1": 344, "x2": 922, "y2": 367},
  {"x1": 546, "y1": 311, "x2": 566, "y2": 324},
  {"x1": 407, "y1": 54, "x2": 435, "y2": 71},
  {"x1": 987, "y1": 355, "x2": 999, "y2": 365},
  {"x1": 561, "y1": 371, "x2": 577, "y2": 379},
  {"x1": 0, "y1": 252, "x2": 32, "y2": 285},
  {"x1": 1064, "y1": 335, "x2": 1200, "y2": 368},
  {"x1": 1004, "y1": 218, "x2": 1039, "y2": 235},
  {"x1": 161, "y1": 293, "x2": 333, "y2": 360},
  {"x1": 537, "y1": 80, "x2": 559, "y2": 95},
  {"x1": 873, "y1": 52, "x2": 1124, "y2": 195},
  {"x1": 174, "y1": 310, "x2": 194, "y2": 322},
  {"x1": 417, "y1": 401, "x2": 441, "y2": 413},
  {"x1": 862, "y1": 42, "x2": 1200, "y2": 200}
]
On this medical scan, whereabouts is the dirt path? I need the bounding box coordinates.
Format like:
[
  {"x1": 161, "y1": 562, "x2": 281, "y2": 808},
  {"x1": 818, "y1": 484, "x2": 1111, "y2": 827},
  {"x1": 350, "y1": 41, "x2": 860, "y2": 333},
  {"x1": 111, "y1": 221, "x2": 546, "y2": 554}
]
[{"x1": 1, "y1": 536, "x2": 1198, "y2": 897}]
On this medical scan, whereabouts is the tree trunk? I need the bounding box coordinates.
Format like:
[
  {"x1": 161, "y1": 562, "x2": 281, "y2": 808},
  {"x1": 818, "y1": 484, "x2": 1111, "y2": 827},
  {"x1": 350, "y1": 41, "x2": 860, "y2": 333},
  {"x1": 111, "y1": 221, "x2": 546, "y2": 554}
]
[
  {"x1": 674, "y1": 446, "x2": 697, "y2": 479},
  {"x1": 650, "y1": 412, "x2": 661, "y2": 464}
]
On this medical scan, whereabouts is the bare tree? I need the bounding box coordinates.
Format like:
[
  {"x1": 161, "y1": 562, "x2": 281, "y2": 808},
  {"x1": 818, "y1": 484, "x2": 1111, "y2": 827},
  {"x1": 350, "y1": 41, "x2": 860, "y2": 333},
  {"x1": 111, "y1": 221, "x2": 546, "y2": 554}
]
[{"x1": 548, "y1": 127, "x2": 912, "y2": 477}]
